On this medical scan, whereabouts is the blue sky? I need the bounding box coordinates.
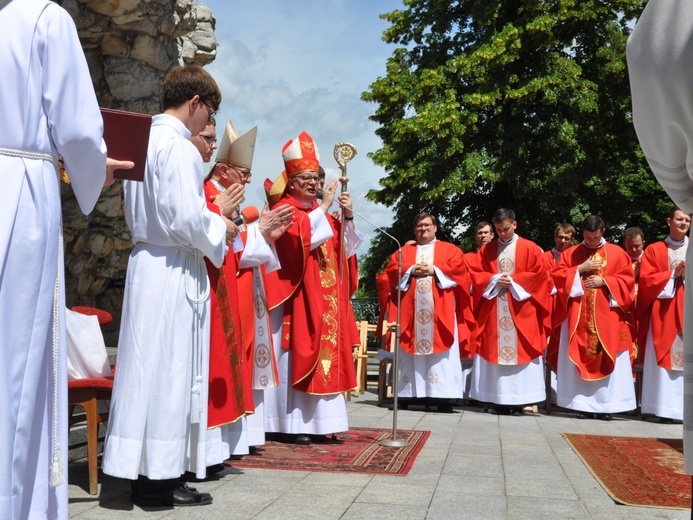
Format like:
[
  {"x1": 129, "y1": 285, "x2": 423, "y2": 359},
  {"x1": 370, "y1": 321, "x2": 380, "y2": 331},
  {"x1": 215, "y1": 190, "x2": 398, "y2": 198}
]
[{"x1": 201, "y1": 0, "x2": 404, "y2": 255}]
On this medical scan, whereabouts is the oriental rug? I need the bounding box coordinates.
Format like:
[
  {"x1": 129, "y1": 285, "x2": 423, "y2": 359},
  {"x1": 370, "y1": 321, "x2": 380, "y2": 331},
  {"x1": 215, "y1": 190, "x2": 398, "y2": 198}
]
[
  {"x1": 563, "y1": 433, "x2": 690, "y2": 510},
  {"x1": 227, "y1": 427, "x2": 429, "y2": 476}
]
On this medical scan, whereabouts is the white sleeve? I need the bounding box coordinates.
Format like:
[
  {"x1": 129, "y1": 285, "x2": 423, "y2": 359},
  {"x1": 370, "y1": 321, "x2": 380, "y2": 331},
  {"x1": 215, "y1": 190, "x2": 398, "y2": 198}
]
[{"x1": 308, "y1": 208, "x2": 334, "y2": 250}]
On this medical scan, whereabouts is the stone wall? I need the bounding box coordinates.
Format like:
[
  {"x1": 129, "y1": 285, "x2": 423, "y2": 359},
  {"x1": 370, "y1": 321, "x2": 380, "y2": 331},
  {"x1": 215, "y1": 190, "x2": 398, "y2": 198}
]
[{"x1": 57, "y1": 0, "x2": 217, "y2": 341}]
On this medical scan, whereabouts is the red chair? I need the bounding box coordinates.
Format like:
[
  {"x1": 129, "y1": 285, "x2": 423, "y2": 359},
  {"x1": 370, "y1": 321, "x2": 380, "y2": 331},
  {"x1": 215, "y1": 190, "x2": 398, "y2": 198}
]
[{"x1": 68, "y1": 306, "x2": 114, "y2": 495}]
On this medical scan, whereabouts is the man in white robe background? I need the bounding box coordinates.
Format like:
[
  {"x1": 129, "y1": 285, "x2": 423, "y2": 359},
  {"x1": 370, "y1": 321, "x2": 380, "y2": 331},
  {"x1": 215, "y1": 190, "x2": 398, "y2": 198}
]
[
  {"x1": 0, "y1": 1, "x2": 132, "y2": 518},
  {"x1": 627, "y1": 0, "x2": 693, "y2": 472},
  {"x1": 103, "y1": 65, "x2": 238, "y2": 507}
]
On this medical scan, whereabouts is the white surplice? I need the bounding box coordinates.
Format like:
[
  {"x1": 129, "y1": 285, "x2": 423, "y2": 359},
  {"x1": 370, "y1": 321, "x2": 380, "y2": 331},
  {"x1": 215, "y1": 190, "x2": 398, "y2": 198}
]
[
  {"x1": 628, "y1": 2, "x2": 693, "y2": 469},
  {"x1": 103, "y1": 114, "x2": 227, "y2": 481},
  {"x1": 0, "y1": 2, "x2": 107, "y2": 518},
  {"x1": 264, "y1": 209, "x2": 363, "y2": 435}
]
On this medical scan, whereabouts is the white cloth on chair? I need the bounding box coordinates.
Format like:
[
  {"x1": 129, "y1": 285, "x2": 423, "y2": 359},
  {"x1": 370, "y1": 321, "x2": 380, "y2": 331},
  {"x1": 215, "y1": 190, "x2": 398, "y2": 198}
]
[{"x1": 66, "y1": 308, "x2": 111, "y2": 380}]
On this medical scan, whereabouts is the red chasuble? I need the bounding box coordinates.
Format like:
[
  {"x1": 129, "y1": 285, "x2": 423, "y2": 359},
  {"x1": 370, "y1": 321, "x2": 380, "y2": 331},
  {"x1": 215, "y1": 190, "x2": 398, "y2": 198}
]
[
  {"x1": 637, "y1": 241, "x2": 685, "y2": 370},
  {"x1": 264, "y1": 194, "x2": 358, "y2": 395},
  {"x1": 468, "y1": 238, "x2": 550, "y2": 364},
  {"x1": 385, "y1": 241, "x2": 470, "y2": 355},
  {"x1": 204, "y1": 181, "x2": 253, "y2": 428},
  {"x1": 542, "y1": 249, "x2": 563, "y2": 369},
  {"x1": 552, "y1": 242, "x2": 635, "y2": 380}
]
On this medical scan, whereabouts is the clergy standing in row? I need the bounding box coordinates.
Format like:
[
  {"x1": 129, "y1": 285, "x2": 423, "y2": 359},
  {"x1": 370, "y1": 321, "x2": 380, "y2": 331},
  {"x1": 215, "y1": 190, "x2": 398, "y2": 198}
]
[
  {"x1": 385, "y1": 213, "x2": 469, "y2": 412},
  {"x1": 638, "y1": 207, "x2": 689, "y2": 422},
  {"x1": 468, "y1": 208, "x2": 549, "y2": 415},
  {"x1": 552, "y1": 215, "x2": 636, "y2": 420},
  {"x1": 264, "y1": 131, "x2": 362, "y2": 445}
]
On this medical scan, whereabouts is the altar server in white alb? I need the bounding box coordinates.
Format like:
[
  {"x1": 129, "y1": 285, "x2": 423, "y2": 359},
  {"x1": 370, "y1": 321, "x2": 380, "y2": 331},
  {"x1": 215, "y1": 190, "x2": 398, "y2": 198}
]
[
  {"x1": 627, "y1": 0, "x2": 693, "y2": 472},
  {"x1": 0, "y1": 1, "x2": 133, "y2": 518},
  {"x1": 637, "y1": 207, "x2": 690, "y2": 422},
  {"x1": 103, "y1": 65, "x2": 238, "y2": 507}
]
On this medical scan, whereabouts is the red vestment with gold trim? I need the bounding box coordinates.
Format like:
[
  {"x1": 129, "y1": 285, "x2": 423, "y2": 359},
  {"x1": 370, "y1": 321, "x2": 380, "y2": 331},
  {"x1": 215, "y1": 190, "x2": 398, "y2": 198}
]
[
  {"x1": 265, "y1": 194, "x2": 358, "y2": 395},
  {"x1": 552, "y1": 242, "x2": 635, "y2": 380},
  {"x1": 204, "y1": 181, "x2": 253, "y2": 428}
]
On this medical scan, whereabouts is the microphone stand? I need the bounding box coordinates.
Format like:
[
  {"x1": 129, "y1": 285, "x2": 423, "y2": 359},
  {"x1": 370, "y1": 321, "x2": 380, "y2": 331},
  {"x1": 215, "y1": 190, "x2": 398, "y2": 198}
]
[{"x1": 339, "y1": 203, "x2": 408, "y2": 448}]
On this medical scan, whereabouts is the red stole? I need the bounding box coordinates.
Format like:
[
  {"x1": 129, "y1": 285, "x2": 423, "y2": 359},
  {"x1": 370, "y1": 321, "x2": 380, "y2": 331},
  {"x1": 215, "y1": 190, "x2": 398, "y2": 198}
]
[
  {"x1": 385, "y1": 241, "x2": 469, "y2": 355},
  {"x1": 637, "y1": 241, "x2": 685, "y2": 370},
  {"x1": 203, "y1": 181, "x2": 252, "y2": 428},
  {"x1": 469, "y1": 237, "x2": 550, "y2": 364},
  {"x1": 265, "y1": 195, "x2": 358, "y2": 395},
  {"x1": 552, "y1": 242, "x2": 635, "y2": 380}
]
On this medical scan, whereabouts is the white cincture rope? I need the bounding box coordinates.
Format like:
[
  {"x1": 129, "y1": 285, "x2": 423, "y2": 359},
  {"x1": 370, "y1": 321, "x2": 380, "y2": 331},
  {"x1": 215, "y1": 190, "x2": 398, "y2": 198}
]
[
  {"x1": 0, "y1": 146, "x2": 64, "y2": 486},
  {"x1": 182, "y1": 246, "x2": 210, "y2": 424},
  {"x1": 50, "y1": 226, "x2": 64, "y2": 486},
  {"x1": 0, "y1": 147, "x2": 59, "y2": 170}
]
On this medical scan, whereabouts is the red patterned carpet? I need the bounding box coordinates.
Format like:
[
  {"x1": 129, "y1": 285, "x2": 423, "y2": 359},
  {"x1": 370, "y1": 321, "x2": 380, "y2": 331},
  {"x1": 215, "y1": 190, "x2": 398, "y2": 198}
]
[
  {"x1": 564, "y1": 433, "x2": 691, "y2": 510},
  {"x1": 227, "y1": 427, "x2": 430, "y2": 476}
]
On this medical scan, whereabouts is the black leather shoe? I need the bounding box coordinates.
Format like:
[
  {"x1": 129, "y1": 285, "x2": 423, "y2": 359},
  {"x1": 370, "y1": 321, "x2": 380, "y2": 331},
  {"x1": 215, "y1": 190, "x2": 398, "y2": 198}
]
[
  {"x1": 598, "y1": 413, "x2": 612, "y2": 421},
  {"x1": 137, "y1": 483, "x2": 212, "y2": 507},
  {"x1": 577, "y1": 412, "x2": 595, "y2": 420},
  {"x1": 295, "y1": 435, "x2": 311, "y2": 445}
]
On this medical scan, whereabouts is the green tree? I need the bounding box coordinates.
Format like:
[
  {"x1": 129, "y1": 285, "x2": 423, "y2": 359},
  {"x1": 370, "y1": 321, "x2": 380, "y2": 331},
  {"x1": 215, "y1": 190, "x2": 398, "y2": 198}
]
[{"x1": 360, "y1": 0, "x2": 669, "y2": 293}]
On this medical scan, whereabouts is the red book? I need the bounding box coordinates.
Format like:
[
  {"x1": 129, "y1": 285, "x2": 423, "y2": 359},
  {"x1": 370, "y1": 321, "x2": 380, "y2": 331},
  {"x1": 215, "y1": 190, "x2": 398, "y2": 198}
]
[{"x1": 100, "y1": 108, "x2": 152, "y2": 182}]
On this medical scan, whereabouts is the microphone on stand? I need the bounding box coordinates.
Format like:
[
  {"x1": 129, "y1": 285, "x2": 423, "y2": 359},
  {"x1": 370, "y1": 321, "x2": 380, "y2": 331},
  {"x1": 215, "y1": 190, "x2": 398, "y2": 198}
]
[
  {"x1": 232, "y1": 206, "x2": 260, "y2": 226},
  {"x1": 337, "y1": 201, "x2": 408, "y2": 448}
]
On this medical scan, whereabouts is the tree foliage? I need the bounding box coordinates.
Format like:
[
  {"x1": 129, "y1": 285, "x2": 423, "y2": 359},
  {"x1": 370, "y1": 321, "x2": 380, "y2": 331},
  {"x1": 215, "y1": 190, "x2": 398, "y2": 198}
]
[{"x1": 360, "y1": 0, "x2": 669, "y2": 294}]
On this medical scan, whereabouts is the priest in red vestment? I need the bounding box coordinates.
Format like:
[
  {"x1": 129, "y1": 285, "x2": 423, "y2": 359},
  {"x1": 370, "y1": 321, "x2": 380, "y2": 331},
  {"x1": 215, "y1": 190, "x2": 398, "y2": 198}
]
[
  {"x1": 263, "y1": 131, "x2": 362, "y2": 445},
  {"x1": 203, "y1": 120, "x2": 294, "y2": 459},
  {"x1": 552, "y1": 215, "x2": 636, "y2": 420},
  {"x1": 384, "y1": 213, "x2": 470, "y2": 412},
  {"x1": 467, "y1": 208, "x2": 549, "y2": 415},
  {"x1": 637, "y1": 207, "x2": 690, "y2": 421},
  {"x1": 542, "y1": 223, "x2": 575, "y2": 403}
]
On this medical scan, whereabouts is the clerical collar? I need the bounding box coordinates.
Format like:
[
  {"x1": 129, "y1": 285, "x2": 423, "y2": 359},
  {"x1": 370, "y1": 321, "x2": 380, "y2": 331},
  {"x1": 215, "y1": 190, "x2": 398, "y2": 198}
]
[
  {"x1": 551, "y1": 247, "x2": 561, "y2": 256},
  {"x1": 629, "y1": 253, "x2": 643, "y2": 262},
  {"x1": 417, "y1": 238, "x2": 437, "y2": 246},
  {"x1": 666, "y1": 235, "x2": 688, "y2": 247},
  {"x1": 209, "y1": 178, "x2": 226, "y2": 194},
  {"x1": 582, "y1": 237, "x2": 606, "y2": 249},
  {"x1": 499, "y1": 234, "x2": 518, "y2": 245}
]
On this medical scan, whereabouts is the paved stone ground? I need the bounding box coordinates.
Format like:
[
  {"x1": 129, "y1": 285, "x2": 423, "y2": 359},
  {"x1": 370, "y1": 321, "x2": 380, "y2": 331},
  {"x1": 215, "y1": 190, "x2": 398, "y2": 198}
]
[{"x1": 68, "y1": 392, "x2": 691, "y2": 519}]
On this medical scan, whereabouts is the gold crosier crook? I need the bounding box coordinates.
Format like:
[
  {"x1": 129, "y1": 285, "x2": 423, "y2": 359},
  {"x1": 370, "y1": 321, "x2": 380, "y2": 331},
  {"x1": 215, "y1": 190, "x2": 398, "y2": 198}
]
[{"x1": 333, "y1": 142, "x2": 357, "y2": 281}]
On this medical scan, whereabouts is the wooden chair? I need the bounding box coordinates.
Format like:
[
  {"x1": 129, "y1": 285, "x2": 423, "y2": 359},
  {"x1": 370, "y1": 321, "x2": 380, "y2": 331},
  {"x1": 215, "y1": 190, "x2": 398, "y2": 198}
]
[
  {"x1": 67, "y1": 306, "x2": 113, "y2": 495},
  {"x1": 352, "y1": 321, "x2": 378, "y2": 397}
]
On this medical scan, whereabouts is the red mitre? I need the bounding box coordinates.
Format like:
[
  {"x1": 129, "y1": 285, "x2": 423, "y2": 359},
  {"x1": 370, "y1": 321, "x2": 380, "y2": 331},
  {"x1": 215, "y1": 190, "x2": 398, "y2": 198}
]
[{"x1": 281, "y1": 131, "x2": 320, "y2": 176}]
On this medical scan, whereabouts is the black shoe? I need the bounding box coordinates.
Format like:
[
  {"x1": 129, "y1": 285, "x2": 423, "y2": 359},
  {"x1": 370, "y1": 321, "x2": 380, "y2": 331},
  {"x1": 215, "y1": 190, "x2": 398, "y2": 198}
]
[
  {"x1": 598, "y1": 413, "x2": 612, "y2": 421},
  {"x1": 577, "y1": 412, "x2": 596, "y2": 420},
  {"x1": 659, "y1": 417, "x2": 675, "y2": 424},
  {"x1": 295, "y1": 435, "x2": 311, "y2": 445},
  {"x1": 136, "y1": 483, "x2": 212, "y2": 507},
  {"x1": 495, "y1": 405, "x2": 512, "y2": 415},
  {"x1": 437, "y1": 404, "x2": 454, "y2": 413},
  {"x1": 511, "y1": 406, "x2": 525, "y2": 416}
]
